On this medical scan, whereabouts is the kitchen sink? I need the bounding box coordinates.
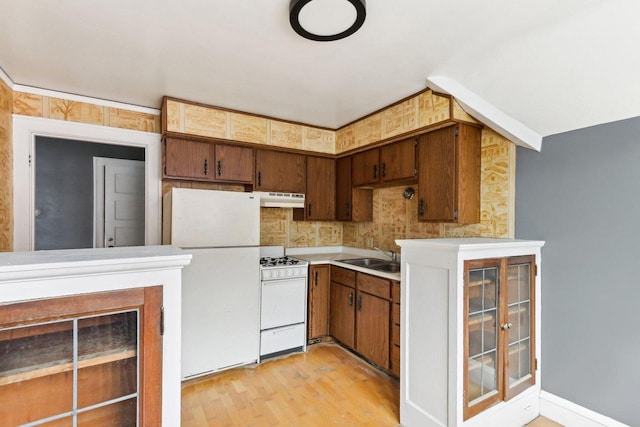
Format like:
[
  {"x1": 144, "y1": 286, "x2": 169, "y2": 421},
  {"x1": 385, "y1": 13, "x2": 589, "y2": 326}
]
[
  {"x1": 369, "y1": 263, "x2": 401, "y2": 273},
  {"x1": 339, "y1": 258, "x2": 401, "y2": 274},
  {"x1": 340, "y1": 258, "x2": 388, "y2": 267}
]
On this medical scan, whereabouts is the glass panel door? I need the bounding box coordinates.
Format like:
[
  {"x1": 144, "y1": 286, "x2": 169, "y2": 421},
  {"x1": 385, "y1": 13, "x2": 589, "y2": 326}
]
[
  {"x1": 505, "y1": 255, "x2": 536, "y2": 398},
  {"x1": 0, "y1": 310, "x2": 139, "y2": 426},
  {"x1": 464, "y1": 259, "x2": 503, "y2": 419}
]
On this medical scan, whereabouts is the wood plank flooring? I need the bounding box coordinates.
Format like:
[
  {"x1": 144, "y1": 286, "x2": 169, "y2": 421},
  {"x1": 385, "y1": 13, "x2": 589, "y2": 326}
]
[
  {"x1": 182, "y1": 342, "x2": 563, "y2": 426},
  {"x1": 181, "y1": 343, "x2": 400, "y2": 426}
]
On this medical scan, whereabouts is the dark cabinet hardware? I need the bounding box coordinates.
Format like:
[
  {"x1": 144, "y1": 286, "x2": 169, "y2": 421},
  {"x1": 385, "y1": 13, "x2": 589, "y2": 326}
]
[
  {"x1": 373, "y1": 164, "x2": 378, "y2": 180},
  {"x1": 381, "y1": 163, "x2": 386, "y2": 177},
  {"x1": 217, "y1": 160, "x2": 222, "y2": 176},
  {"x1": 345, "y1": 203, "x2": 351, "y2": 218},
  {"x1": 314, "y1": 270, "x2": 319, "y2": 286},
  {"x1": 419, "y1": 199, "x2": 425, "y2": 216},
  {"x1": 257, "y1": 171, "x2": 262, "y2": 186},
  {"x1": 348, "y1": 291, "x2": 354, "y2": 307},
  {"x1": 357, "y1": 295, "x2": 362, "y2": 311},
  {"x1": 203, "y1": 159, "x2": 208, "y2": 175},
  {"x1": 308, "y1": 203, "x2": 312, "y2": 218}
]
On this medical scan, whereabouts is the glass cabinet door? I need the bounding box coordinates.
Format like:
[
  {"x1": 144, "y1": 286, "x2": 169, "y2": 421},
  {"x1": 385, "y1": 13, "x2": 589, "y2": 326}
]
[
  {"x1": 505, "y1": 255, "x2": 536, "y2": 399},
  {"x1": 0, "y1": 287, "x2": 163, "y2": 427},
  {"x1": 0, "y1": 310, "x2": 139, "y2": 427},
  {"x1": 464, "y1": 255, "x2": 536, "y2": 420},
  {"x1": 464, "y1": 259, "x2": 502, "y2": 419}
]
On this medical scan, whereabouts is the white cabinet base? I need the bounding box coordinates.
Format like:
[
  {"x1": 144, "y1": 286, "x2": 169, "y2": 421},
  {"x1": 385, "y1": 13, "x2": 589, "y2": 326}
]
[{"x1": 397, "y1": 238, "x2": 544, "y2": 427}]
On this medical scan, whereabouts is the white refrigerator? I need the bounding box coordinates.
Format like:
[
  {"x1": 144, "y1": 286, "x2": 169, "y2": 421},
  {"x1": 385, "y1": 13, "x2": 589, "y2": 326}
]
[{"x1": 163, "y1": 188, "x2": 260, "y2": 379}]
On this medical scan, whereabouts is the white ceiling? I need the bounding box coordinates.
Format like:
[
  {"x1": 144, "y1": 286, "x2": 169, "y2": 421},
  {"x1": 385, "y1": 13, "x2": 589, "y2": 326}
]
[{"x1": 1, "y1": 0, "x2": 639, "y2": 146}]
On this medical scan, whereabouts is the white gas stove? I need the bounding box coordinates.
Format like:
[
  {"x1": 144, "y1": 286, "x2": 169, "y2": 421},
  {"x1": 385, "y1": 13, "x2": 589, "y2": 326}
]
[{"x1": 258, "y1": 249, "x2": 308, "y2": 359}]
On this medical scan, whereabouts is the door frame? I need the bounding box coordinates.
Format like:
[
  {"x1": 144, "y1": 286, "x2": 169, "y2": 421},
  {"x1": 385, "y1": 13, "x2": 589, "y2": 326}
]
[
  {"x1": 93, "y1": 157, "x2": 145, "y2": 248},
  {"x1": 13, "y1": 115, "x2": 162, "y2": 251}
]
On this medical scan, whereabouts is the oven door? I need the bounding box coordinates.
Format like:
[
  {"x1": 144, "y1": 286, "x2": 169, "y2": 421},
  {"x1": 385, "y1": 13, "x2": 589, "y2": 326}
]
[{"x1": 261, "y1": 277, "x2": 306, "y2": 330}]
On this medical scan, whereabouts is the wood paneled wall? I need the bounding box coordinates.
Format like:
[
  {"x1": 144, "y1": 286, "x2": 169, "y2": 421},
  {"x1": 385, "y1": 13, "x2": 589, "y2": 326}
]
[
  {"x1": 164, "y1": 98, "x2": 335, "y2": 154},
  {"x1": 336, "y1": 90, "x2": 451, "y2": 153},
  {"x1": 13, "y1": 92, "x2": 161, "y2": 133},
  {"x1": 0, "y1": 79, "x2": 12, "y2": 251}
]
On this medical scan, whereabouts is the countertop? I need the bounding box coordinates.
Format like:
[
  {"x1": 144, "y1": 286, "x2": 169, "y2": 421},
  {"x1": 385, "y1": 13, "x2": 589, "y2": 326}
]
[
  {"x1": 286, "y1": 246, "x2": 401, "y2": 281},
  {"x1": 0, "y1": 245, "x2": 192, "y2": 282}
]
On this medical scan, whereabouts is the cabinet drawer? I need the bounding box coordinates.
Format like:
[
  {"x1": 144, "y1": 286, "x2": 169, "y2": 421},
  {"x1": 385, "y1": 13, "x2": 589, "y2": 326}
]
[
  {"x1": 392, "y1": 281, "x2": 400, "y2": 302},
  {"x1": 331, "y1": 266, "x2": 356, "y2": 288},
  {"x1": 391, "y1": 344, "x2": 400, "y2": 377},
  {"x1": 392, "y1": 302, "x2": 400, "y2": 326},
  {"x1": 357, "y1": 273, "x2": 390, "y2": 299}
]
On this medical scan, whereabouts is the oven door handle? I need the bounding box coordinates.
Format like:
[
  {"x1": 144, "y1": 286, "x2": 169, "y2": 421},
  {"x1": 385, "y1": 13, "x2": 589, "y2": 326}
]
[{"x1": 261, "y1": 278, "x2": 306, "y2": 286}]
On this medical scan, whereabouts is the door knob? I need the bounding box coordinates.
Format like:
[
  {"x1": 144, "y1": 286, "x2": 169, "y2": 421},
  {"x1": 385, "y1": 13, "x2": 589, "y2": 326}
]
[
  {"x1": 501, "y1": 323, "x2": 513, "y2": 330},
  {"x1": 107, "y1": 237, "x2": 115, "y2": 248}
]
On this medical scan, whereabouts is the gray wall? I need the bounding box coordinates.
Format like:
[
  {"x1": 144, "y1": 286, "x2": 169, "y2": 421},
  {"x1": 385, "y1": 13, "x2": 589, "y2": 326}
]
[
  {"x1": 35, "y1": 137, "x2": 145, "y2": 250},
  {"x1": 516, "y1": 117, "x2": 640, "y2": 426}
]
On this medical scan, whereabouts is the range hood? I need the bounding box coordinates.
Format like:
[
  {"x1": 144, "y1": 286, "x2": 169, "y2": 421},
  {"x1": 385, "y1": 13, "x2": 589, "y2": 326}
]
[{"x1": 254, "y1": 192, "x2": 305, "y2": 208}]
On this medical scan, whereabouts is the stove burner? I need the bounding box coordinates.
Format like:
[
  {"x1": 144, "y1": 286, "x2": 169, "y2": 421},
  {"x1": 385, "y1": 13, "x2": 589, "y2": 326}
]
[{"x1": 260, "y1": 256, "x2": 302, "y2": 267}]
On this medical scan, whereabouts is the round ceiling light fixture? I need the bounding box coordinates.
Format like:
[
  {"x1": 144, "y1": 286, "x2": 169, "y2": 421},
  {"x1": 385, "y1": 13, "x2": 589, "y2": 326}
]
[{"x1": 289, "y1": 0, "x2": 366, "y2": 42}]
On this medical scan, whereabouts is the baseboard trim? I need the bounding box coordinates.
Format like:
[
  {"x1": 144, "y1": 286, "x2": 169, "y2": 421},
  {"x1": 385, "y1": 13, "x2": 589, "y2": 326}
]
[{"x1": 539, "y1": 390, "x2": 628, "y2": 427}]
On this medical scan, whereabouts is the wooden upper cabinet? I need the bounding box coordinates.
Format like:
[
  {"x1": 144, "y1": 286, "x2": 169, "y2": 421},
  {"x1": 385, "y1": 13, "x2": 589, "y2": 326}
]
[
  {"x1": 255, "y1": 150, "x2": 306, "y2": 194},
  {"x1": 351, "y1": 140, "x2": 417, "y2": 188},
  {"x1": 295, "y1": 156, "x2": 335, "y2": 221},
  {"x1": 214, "y1": 144, "x2": 254, "y2": 183},
  {"x1": 351, "y1": 148, "x2": 380, "y2": 187},
  {"x1": 164, "y1": 138, "x2": 254, "y2": 184},
  {"x1": 336, "y1": 156, "x2": 373, "y2": 222},
  {"x1": 380, "y1": 138, "x2": 417, "y2": 183},
  {"x1": 417, "y1": 124, "x2": 481, "y2": 223},
  {"x1": 164, "y1": 137, "x2": 214, "y2": 181}
]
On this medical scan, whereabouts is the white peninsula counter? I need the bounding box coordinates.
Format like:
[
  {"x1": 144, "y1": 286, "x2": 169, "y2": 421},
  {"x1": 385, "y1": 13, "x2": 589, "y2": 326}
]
[{"x1": 0, "y1": 245, "x2": 191, "y2": 427}]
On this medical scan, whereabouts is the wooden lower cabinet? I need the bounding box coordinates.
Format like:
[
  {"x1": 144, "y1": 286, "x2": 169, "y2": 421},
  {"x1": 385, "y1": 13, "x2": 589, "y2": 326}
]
[
  {"x1": 0, "y1": 287, "x2": 162, "y2": 427},
  {"x1": 390, "y1": 281, "x2": 401, "y2": 377},
  {"x1": 329, "y1": 281, "x2": 356, "y2": 349},
  {"x1": 328, "y1": 266, "x2": 394, "y2": 372},
  {"x1": 355, "y1": 290, "x2": 390, "y2": 369},
  {"x1": 308, "y1": 265, "x2": 330, "y2": 340}
]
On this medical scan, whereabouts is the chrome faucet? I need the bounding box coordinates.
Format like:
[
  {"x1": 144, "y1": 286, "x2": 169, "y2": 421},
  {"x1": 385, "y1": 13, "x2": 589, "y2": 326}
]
[{"x1": 374, "y1": 247, "x2": 398, "y2": 263}]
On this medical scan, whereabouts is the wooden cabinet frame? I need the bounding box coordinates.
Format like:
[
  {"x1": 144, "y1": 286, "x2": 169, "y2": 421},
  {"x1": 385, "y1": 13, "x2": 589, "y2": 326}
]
[{"x1": 0, "y1": 287, "x2": 163, "y2": 426}]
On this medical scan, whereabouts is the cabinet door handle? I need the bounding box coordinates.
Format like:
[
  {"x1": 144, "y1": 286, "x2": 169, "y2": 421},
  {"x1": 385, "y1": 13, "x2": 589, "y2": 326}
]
[
  {"x1": 217, "y1": 160, "x2": 222, "y2": 176},
  {"x1": 308, "y1": 203, "x2": 312, "y2": 218},
  {"x1": 348, "y1": 291, "x2": 353, "y2": 307},
  {"x1": 357, "y1": 295, "x2": 362, "y2": 311},
  {"x1": 314, "y1": 270, "x2": 318, "y2": 286},
  {"x1": 381, "y1": 162, "x2": 386, "y2": 178},
  {"x1": 418, "y1": 199, "x2": 425, "y2": 216},
  {"x1": 373, "y1": 164, "x2": 378, "y2": 180},
  {"x1": 203, "y1": 159, "x2": 208, "y2": 175},
  {"x1": 345, "y1": 203, "x2": 351, "y2": 218},
  {"x1": 257, "y1": 171, "x2": 262, "y2": 186}
]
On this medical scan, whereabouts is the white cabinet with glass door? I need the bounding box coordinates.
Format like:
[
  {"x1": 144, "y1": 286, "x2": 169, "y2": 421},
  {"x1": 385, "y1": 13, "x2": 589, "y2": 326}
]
[{"x1": 397, "y1": 238, "x2": 543, "y2": 427}]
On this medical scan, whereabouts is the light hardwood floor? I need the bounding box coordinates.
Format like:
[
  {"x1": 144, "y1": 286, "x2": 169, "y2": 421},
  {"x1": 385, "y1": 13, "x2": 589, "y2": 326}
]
[
  {"x1": 181, "y1": 342, "x2": 562, "y2": 427},
  {"x1": 182, "y1": 343, "x2": 400, "y2": 426}
]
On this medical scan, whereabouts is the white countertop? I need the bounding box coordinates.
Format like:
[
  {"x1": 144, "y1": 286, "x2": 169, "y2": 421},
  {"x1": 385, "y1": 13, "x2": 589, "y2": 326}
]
[
  {"x1": 0, "y1": 245, "x2": 192, "y2": 282},
  {"x1": 285, "y1": 246, "x2": 400, "y2": 281}
]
